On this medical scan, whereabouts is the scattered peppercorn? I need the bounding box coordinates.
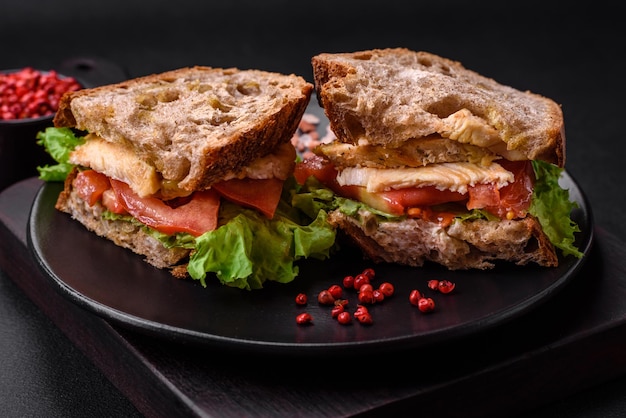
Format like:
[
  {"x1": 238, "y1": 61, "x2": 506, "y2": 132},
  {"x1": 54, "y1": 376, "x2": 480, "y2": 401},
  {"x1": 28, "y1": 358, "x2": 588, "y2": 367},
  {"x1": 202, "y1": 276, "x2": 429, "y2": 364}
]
[
  {"x1": 337, "y1": 311, "x2": 352, "y2": 325},
  {"x1": 331, "y1": 304, "x2": 345, "y2": 318},
  {"x1": 328, "y1": 284, "x2": 343, "y2": 299},
  {"x1": 353, "y1": 273, "x2": 370, "y2": 291},
  {"x1": 342, "y1": 275, "x2": 355, "y2": 289},
  {"x1": 361, "y1": 268, "x2": 376, "y2": 280},
  {"x1": 354, "y1": 305, "x2": 373, "y2": 325},
  {"x1": 358, "y1": 287, "x2": 375, "y2": 304},
  {"x1": 317, "y1": 289, "x2": 335, "y2": 305},
  {"x1": 409, "y1": 289, "x2": 423, "y2": 306},
  {"x1": 359, "y1": 283, "x2": 374, "y2": 294},
  {"x1": 378, "y1": 282, "x2": 394, "y2": 297},
  {"x1": 417, "y1": 297, "x2": 436, "y2": 313},
  {"x1": 427, "y1": 279, "x2": 456, "y2": 294},
  {"x1": 296, "y1": 312, "x2": 313, "y2": 325},
  {"x1": 295, "y1": 293, "x2": 308, "y2": 306},
  {"x1": 437, "y1": 280, "x2": 456, "y2": 294},
  {"x1": 295, "y1": 268, "x2": 454, "y2": 327}
]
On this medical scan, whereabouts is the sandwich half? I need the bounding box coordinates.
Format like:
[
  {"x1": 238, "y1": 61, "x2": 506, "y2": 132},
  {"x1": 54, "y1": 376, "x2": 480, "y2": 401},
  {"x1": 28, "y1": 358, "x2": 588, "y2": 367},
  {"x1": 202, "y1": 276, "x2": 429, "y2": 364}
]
[
  {"x1": 294, "y1": 48, "x2": 582, "y2": 270},
  {"x1": 37, "y1": 66, "x2": 336, "y2": 289}
]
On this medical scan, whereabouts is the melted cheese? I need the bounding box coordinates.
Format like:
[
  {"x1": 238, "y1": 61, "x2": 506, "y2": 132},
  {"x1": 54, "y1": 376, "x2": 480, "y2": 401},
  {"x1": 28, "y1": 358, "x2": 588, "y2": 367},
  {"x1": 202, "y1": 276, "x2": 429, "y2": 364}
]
[
  {"x1": 70, "y1": 135, "x2": 160, "y2": 197},
  {"x1": 336, "y1": 162, "x2": 514, "y2": 194}
]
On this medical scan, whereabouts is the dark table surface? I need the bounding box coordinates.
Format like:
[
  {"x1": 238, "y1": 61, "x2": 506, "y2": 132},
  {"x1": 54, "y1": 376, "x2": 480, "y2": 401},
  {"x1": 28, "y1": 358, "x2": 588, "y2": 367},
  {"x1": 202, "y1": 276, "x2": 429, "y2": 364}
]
[{"x1": 2, "y1": 1, "x2": 626, "y2": 417}]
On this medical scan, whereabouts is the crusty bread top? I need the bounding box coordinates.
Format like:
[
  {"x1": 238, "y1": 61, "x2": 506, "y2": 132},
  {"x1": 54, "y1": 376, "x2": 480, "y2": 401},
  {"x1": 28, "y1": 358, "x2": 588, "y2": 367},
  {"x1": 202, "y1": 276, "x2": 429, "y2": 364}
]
[
  {"x1": 54, "y1": 66, "x2": 313, "y2": 191},
  {"x1": 312, "y1": 48, "x2": 565, "y2": 167}
]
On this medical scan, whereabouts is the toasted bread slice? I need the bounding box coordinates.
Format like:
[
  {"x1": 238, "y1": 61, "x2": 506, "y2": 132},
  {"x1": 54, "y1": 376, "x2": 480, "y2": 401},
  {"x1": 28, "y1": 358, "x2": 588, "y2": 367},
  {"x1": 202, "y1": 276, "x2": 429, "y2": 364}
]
[
  {"x1": 312, "y1": 48, "x2": 565, "y2": 167},
  {"x1": 328, "y1": 209, "x2": 558, "y2": 269},
  {"x1": 54, "y1": 66, "x2": 313, "y2": 192}
]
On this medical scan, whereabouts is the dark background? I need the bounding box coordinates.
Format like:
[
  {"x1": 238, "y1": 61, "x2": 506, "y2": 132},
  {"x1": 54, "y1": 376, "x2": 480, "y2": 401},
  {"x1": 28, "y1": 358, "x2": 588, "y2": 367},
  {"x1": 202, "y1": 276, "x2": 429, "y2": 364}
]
[{"x1": 2, "y1": 1, "x2": 625, "y2": 416}]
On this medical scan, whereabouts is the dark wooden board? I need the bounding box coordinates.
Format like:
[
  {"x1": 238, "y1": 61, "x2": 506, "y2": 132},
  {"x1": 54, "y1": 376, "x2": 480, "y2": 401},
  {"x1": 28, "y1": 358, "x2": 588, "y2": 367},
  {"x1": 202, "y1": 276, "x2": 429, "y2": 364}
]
[{"x1": 2, "y1": 178, "x2": 626, "y2": 417}]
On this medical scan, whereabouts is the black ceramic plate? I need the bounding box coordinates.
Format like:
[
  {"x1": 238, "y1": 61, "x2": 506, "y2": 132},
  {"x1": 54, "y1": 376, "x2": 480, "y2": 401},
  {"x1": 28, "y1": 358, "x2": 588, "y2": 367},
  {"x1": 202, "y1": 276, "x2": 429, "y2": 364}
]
[{"x1": 27, "y1": 103, "x2": 593, "y2": 357}]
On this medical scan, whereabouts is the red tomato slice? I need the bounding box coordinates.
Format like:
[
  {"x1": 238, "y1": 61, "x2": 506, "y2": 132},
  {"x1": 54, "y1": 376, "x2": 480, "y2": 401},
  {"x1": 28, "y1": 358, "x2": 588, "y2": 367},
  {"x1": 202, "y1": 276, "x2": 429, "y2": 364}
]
[
  {"x1": 472, "y1": 160, "x2": 534, "y2": 219},
  {"x1": 294, "y1": 155, "x2": 338, "y2": 185},
  {"x1": 493, "y1": 160, "x2": 534, "y2": 218},
  {"x1": 380, "y1": 187, "x2": 466, "y2": 210},
  {"x1": 110, "y1": 179, "x2": 220, "y2": 236},
  {"x1": 211, "y1": 177, "x2": 284, "y2": 219},
  {"x1": 101, "y1": 189, "x2": 128, "y2": 214},
  {"x1": 73, "y1": 170, "x2": 111, "y2": 206},
  {"x1": 467, "y1": 183, "x2": 500, "y2": 210},
  {"x1": 334, "y1": 185, "x2": 466, "y2": 216}
]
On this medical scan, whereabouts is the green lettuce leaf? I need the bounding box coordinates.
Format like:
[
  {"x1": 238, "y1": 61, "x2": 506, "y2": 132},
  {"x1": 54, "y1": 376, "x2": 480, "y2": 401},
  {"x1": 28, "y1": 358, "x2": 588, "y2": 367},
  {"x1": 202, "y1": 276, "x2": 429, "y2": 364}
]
[
  {"x1": 529, "y1": 160, "x2": 583, "y2": 258},
  {"x1": 291, "y1": 176, "x2": 402, "y2": 220},
  {"x1": 36, "y1": 127, "x2": 84, "y2": 181},
  {"x1": 187, "y1": 199, "x2": 336, "y2": 290}
]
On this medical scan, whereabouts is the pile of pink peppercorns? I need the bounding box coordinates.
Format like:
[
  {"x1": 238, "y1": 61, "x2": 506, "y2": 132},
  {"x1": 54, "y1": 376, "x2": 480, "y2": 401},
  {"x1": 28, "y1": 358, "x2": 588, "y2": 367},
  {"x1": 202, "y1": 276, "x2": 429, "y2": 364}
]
[
  {"x1": 0, "y1": 67, "x2": 81, "y2": 120},
  {"x1": 295, "y1": 267, "x2": 456, "y2": 326}
]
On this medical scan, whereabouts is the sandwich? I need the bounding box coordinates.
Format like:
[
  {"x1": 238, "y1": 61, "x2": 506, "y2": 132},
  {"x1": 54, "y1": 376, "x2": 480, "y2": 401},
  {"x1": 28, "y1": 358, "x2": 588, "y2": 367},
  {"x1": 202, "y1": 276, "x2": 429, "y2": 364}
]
[
  {"x1": 293, "y1": 48, "x2": 583, "y2": 270},
  {"x1": 36, "y1": 66, "x2": 336, "y2": 290}
]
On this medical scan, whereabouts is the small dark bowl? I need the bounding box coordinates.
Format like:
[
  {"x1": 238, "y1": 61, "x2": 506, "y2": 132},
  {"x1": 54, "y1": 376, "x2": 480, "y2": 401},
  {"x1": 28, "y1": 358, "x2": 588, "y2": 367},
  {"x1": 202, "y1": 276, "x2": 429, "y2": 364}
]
[{"x1": 0, "y1": 69, "x2": 81, "y2": 191}]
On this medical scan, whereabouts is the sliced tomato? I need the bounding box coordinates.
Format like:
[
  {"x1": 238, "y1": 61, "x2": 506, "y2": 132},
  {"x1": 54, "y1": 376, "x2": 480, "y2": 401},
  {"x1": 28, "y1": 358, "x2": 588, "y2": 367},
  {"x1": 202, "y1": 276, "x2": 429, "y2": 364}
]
[
  {"x1": 73, "y1": 170, "x2": 111, "y2": 206},
  {"x1": 294, "y1": 155, "x2": 338, "y2": 185},
  {"x1": 101, "y1": 189, "x2": 128, "y2": 214},
  {"x1": 336, "y1": 184, "x2": 466, "y2": 216},
  {"x1": 212, "y1": 177, "x2": 284, "y2": 219},
  {"x1": 379, "y1": 187, "x2": 466, "y2": 211},
  {"x1": 110, "y1": 179, "x2": 220, "y2": 236},
  {"x1": 496, "y1": 160, "x2": 535, "y2": 218},
  {"x1": 467, "y1": 183, "x2": 501, "y2": 210},
  {"x1": 340, "y1": 184, "x2": 405, "y2": 215},
  {"x1": 472, "y1": 160, "x2": 534, "y2": 219}
]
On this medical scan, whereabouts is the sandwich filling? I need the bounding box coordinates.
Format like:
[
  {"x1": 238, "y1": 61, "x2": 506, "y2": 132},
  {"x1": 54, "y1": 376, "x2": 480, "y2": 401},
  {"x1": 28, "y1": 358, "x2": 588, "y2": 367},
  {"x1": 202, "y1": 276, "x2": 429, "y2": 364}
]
[
  {"x1": 296, "y1": 153, "x2": 534, "y2": 225},
  {"x1": 57, "y1": 132, "x2": 296, "y2": 236},
  {"x1": 296, "y1": 108, "x2": 540, "y2": 224},
  {"x1": 69, "y1": 134, "x2": 297, "y2": 200},
  {"x1": 300, "y1": 47, "x2": 581, "y2": 266},
  {"x1": 294, "y1": 132, "x2": 582, "y2": 259}
]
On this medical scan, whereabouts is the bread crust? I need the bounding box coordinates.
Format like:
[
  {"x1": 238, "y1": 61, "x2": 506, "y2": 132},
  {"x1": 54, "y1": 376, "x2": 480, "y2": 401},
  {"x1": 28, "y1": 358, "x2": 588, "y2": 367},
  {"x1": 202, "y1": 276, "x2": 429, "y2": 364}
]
[
  {"x1": 310, "y1": 49, "x2": 566, "y2": 270},
  {"x1": 312, "y1": 48, "x2": 565, "y2": 167},
  {"x1": 55, "y1": 66, "x2": 313, "y2": 191},
  {"x1": 327, "y1": 209, "x2": 558, "y2": 269}
]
